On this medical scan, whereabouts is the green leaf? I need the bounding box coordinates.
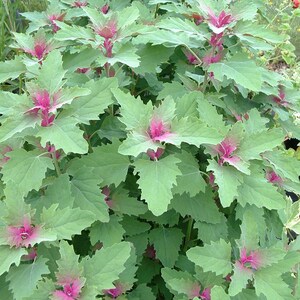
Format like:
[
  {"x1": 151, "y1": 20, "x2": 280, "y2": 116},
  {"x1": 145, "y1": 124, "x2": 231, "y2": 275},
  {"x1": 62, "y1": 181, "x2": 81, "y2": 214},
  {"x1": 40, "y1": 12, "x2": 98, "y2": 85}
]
[
  {"x1": 2, "y1": 149, "x2": 54, "y2": 197},
  {"x1": 229, "y1": 263, "x2": 253, "y2": 296},
  {"x1": 134, "y1": 44, "x2": 172, "y2": 75},
  {"x1": 172, "y1": 151, "x2": 206, "y2": 197},
  {"x1": 195, "y1": 217, "x2": 228, "y2": 243},
  {"x1": 162, "y1": 267, "x2": 199, "y2": 298},
  {"x1": 90, "y1": 215, "x2": 125, "y2": 247},
  {"x1": 237, "y1": 174, "x2": 285, "y2": 210},
  {"x1": 37, "y1": 50, "x2": 66, "y2": 94},
  {"x1": 69, "y1": 166, "x2": 109, "y2": 222},
  {"x1": 134, "y1": 156, "x2": 181, "y2": 216},
  {"x1": 0, "y1": 57, "x2": 26, "y2": 83},
  {"x1": 171, "y1": 190, "x2": 222, "y2": 224},
  {"x1": 165, "y1": 117, "x2": 223, "y2": 147},
  {"x1": 41, "y1": 205, "x2": 97, "y2": 240},
  {"x1": 6, "y1": 257, "x2": 49, "y2": 300},
  {"x1": 0, "y1": 115, "x2": 38, "y2": 144},
  {"x1": 211, "y1": 286, "x2": 230, "y2": 300},
  {"x1": 71, "y1": 141, "x2": 130, "y2": 186},
  {"x1": 82, "y1": 242, "x2": 133, "y2": 290},
  {"x1": 263, "y1": 150, "x2": 300, "y2": 182},
  {"x1": 254, "y1": 267, "x2": 294, "y2": 300},
  {"x1": 208, "y1": 54, "x2": 263, "y2": 91},
  {"x1": 187, "y1": 239, "x2": 232, "y2": 276},
  {"x1": 70, "y1": 78, "x2": 118, "y2": 124},
  {"x1": 98, "y1": 43, "x2": 140, "y2": 68},
  {"x1": 149, "y1": 227, "x2": 184, "y2": 267},
  {"x1": 208, "y1": 160, "x2": 243, "y2": 207},
  {"x1": 0, "y1": 246, "x2": 26, "y2": 276},
  {"x1": 237, "y1": 128, "x2": 284, "y2": 160},
  {"x1": 37, "y1": 117, "x2": 88, "y2": 154},
  {"x1": 113, "y1": 88, "x2": 153, "y2": 131},
  {"x1": 43, "y1": 174, "x2": 74, "y2": 209},
  {"x1": 128, "y1": 284, "x2": 156, "y2": 300},
  {"x1": 120, "y1": 215, "x2": 151, "y2": 236}
]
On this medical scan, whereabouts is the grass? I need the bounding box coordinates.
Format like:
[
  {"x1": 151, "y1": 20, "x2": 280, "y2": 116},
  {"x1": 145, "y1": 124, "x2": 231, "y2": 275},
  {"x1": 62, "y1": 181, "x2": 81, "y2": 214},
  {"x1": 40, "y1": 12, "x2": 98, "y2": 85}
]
[{"x1": 0, "y1": 0, "x2": 47, "y2": 61}]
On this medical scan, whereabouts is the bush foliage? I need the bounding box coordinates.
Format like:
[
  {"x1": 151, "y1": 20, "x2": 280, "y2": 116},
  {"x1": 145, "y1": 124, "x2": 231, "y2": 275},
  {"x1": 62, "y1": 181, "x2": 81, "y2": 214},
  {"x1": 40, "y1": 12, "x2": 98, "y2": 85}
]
[{"x1": 0, "y1": 0, "x2": 299, "y2": 299}]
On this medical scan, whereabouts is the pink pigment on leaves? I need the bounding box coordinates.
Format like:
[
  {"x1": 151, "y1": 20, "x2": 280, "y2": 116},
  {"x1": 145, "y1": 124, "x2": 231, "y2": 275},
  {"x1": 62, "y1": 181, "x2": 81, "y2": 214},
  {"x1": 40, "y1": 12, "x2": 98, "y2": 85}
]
[
  {"x1": 208, "y1": 10, "x2": 233, "y2": 29},
  {"x1": 203, "y1": 53, "x2": 222, "y2": 66},
  {"x1": 72, "y1": 1, "x2": 88, "y2": 7},
  {"x1": 148, "y1": 118, "x2": 171, "y2": 142},
  {"x1": 103, "y1": 283, "x2": 124, "y2": 298},
  {"x1": 95, "y1": 20, "x2": 117, "y2": 39},
  {"x1": 101, "y1": 4, "x2": 110, "y2": 14},
  {"x1": 209, "y1": 33, "x2": 224, "y2": 50},
  {"x1": 191, "y1": 13, "x2": 204, "y2": 25},
  {"x1": 147, "y1": 148, "x2": 164, "y2": 160},
  {"x1": 238, "y1": 248, "x2": 261, "y2": 270},
  {"x1": 145, "y1": 244, "x2": 156, "y2": 259},
  {"x1": 188, "y1": 283, "x2": 211, "y2": 300},
  {"x1": 53, "y1": 278, "x2": 83, "y2": 300},
  {"x1": 76, "y1": 67, "x2": 90, "y2": 74},
  {"x1": 7, "y1": 217, "x2": 40, "y2": 248},
  {"x1": 101, "y1": 186, "x2": 113, "y2": 208},
  {"x1": 48, "y1": 13, "x2": 65, "y2": 33},
  {"x1": 185, "y1": 52, "x2": 200, "y2": 65},
  {"x1": 27, "y1": 90, "x2": 61, "y2": 127},
  {"x1": 215, "y1": 138, "x2": 240, "y2": 166},
  {"x1": 266, "y1": 170, "x2": 283, "y2": 185},
  {"x1": 273, "y1": 87, "x2": 289, "y2": 107},
  {"x1": 24, "y1": 38, "x2": 50, "y2": 61}
]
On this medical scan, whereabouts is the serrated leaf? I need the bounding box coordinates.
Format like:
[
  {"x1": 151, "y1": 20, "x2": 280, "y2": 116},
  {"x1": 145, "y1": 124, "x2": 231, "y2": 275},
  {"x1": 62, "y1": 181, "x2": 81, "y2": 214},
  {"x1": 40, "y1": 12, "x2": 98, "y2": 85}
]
[
  {"x1": 82, "y1": 242, "x2": 133, "y2": 290},
  {"x1": 98, "y1": 43, "x2": 140, "y2": 68},
  {"x1": 162, "y1": 267, "x2": 199, "y2": 298},
  {"x1": 70, "y1": 78, "x2": 118, "y2": 124},
  {"x1": 211, "y1": 286, "x2": 230, "y2": 299},
  {"x1": 120, "y1": 215, "x2": 151, "y2": 236},
  {"x1": 90, "y1": 216, "x2": 125, "y2": 247},
  {"x1": 113, "y1": 88, "x2": 153, "y2": 131},
  {"x1": 149, "y1": 227, "x2": 184, "y2": 267},
  {"x1": 0, "y1": 246, "x2": 26, "y2": 276},
  {"x1": 2, "y1": 149, "x2": 54, "y2": 197},
  {"x1": 43, "y1": 174, "x2": 74, "y2": 209},
  {"x1": 263, "y1": 150, "x2": 300, "y2": 182},
  {"x1": 128, "y1": 283, "x2": 156, "y2": 300},
  {"x1": 208, "y1": 160, "x2": 243, "y2": 207},
  {"x1": 237, "y1": 174, "x2": 285, "y2": 210},
  {"x1": 6, "y1": 257, "x2": 49, "y2": 300},
  {"x1": 41, "y1": 205, "x2": 97, "y2": 240},
  {"x1": 254, "y1": 267, "x2": 294, "y2": 300},
  {"x1": 208, "y1": 54, "x2": 263, "y2": 91},
  {"x1": 229, "y1": 263, "x2": 253, "y2": 296},
  {"x1": 134, "y1": 156, "x2": 181, "y2": 216},
  {"x1": 171, "y1": 190, "x2": 222, "y2": 224},
  {"x1": 69, "y1": 166, "x2": 109, "y2": 222},
  {"x1": 172, "y1": 151, "x2": 206, "y2": 197},
  {"x1": 237, "y1": 128, "x2": 283, "y2": 160},
  {"x1": 74, "y1": 141, "x2": 130, "y2": 186},
  {"x1": 37, "y1": 117, "x2": 88, "y2": 154},
  {"x1": 0, "y1": 57, "x2": 26, "y2": 83},
  {"x1": 187, "y1": 239, "x2": 232, "y2": 276},
  {"x1": 0, "y1": 115, "x2": 38, "y2": 144},
  {"x1": 134, "y1": 44, "x2": 172, "y2": 75},
  {"x1": 37, "y1": 50, "x2": 66, "y2": 94}
]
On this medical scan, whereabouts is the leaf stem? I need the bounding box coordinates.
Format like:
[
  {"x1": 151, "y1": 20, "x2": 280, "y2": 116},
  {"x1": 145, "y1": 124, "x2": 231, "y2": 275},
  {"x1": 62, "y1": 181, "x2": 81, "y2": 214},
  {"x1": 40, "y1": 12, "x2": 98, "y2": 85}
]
[
  {"x1": 183, "y1": 217, "x2": 194, "y2": 252},
  {"x1": 52, "y1": 152, "x2": 61, "y2": 177}
]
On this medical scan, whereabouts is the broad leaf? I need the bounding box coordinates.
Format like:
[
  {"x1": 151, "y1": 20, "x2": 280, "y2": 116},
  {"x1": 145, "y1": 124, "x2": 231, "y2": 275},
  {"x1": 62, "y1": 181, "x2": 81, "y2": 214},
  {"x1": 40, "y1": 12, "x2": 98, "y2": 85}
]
[{"x1": 134, "y1": 156, "x2": 181, "y2": 216}]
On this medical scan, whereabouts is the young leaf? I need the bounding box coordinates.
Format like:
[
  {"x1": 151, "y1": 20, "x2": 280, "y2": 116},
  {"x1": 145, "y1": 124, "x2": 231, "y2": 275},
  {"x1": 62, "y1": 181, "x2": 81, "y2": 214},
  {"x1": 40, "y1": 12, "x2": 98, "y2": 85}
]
[{"x1": 0, "y1": 57, "x2": 26, "y2": 83}]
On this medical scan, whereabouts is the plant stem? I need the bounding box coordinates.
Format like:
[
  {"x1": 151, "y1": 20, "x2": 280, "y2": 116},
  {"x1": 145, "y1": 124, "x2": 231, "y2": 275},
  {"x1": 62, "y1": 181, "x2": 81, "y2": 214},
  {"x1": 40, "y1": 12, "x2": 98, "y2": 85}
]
[
  {"x1": 52, "y1": 153, "x2": 61, "y2": 176},
  {"x1": 183, "y1": 217, "x2": 194, "y2": 252}
]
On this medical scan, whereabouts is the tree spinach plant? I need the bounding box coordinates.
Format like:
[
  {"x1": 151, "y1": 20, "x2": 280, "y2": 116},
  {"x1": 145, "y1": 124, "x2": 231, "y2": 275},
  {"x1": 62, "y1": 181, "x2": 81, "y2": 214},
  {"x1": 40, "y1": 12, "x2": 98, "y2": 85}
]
[{"x1": 0, "y1": 0, "x2": 300, "y2": 299}]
